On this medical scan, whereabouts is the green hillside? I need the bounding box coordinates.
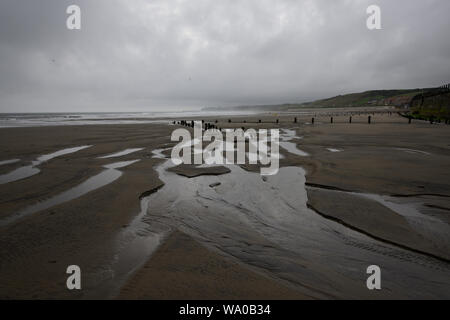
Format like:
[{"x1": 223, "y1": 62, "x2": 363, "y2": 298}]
[
  {"x1": 203, "y1": 88, "x2": 445, "y2": 112},
  {"x1": 296, "y1": 89, "x2": 423, "y2": 109},
  {"x1": 410, "y1": 90, "x2": 450, "y2": 120}
]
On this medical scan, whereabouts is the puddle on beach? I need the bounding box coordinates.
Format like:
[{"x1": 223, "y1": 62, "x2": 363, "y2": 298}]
[
  {"x1": 279, "y1": 141, "x2": 309, "y2": 156},
  {"x1": 98, "y1": 148, "x2": 144, "y2": 159},
  {"x1": 0, "y1": 160, "x2": 140, "y2": 227},
  {"x1": 0, "y1": 159, "x2": 20, "y2": 166},
  {"x1": 352, "y1": 192, "x2": 450, "y2": 253},
  {"x1": 95, "y1": 132, "x2": 450, "y2": 299},
  {"x1": 85, "y1": 193, "x2": 165, "y2": 299},
  {"x1": 395, "y1": 148, "x2": 431, "y2": 155},
  {"x1": 279, "y1": 129, "x2": 309, "y2": 157},
  {"x1": 84, "y1": 151, "x2": 170, "y2": 299},
  {"x1": 0, "y1": 146, "x2": 92, "y2": 185},
  {"x1": 327, "y1": 148, "x2": 343, "y2": 153}
]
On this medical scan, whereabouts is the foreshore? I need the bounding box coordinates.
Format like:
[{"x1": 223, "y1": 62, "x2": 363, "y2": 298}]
[{"x1": 0, "y1": 111, "x2": 449, "y2": 299}]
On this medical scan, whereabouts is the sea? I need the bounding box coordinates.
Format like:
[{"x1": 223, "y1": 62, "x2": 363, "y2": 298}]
[{"x1": 0, "y1": 111, "x2": 260, "y2": 128}]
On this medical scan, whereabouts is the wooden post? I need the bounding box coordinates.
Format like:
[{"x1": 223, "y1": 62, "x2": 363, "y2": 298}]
[
  {"x1": 312, "y1": 117, "x2": 315, "y2": 124},
  {"x1": 331, "y1": 117, "x2": 333, "y2": 124},
  {"x1": 294, "y1": 117, "x2": 297, "y2": 123},
  {"x1": 349, "y1": 116, "x2": 352, "y2": 123},
  {"x1": 408, "y1": 117, "x2": 412, "y2": 124},
  {"x1": 368, "y1": 116, "x2": 371, "y2": 124}
]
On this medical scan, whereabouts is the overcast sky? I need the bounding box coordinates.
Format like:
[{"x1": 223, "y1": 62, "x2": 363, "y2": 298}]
[{"x1": 0, "y1": 0, "x2": 449, "y2": 112}]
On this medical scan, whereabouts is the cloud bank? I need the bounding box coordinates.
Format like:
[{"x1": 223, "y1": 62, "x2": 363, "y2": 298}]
[{"x1": 0, "y1": 0, "x2": 449, "y2": 112}]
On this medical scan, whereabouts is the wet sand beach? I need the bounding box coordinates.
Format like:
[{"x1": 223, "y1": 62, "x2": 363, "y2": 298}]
[{"x1": 0, "y1": 111, "x2": 449, "y2": 299}]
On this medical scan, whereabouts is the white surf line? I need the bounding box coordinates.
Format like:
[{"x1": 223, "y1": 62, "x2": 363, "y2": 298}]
[
  {"x1": 395, "y1": 148, "x2": 431, "y2": 155},
  {"x1": 0, "y1": 145, "x2": 92, "y2": 185},
  {"x1": 0, "y1": 160, "x2": 140, "y2": 227},
  {"x1": 98, "y1": 148, "x2": 144, "y2": 159},
  {"x1": 0, "y1": 159, "x2": 20, "y2": 166},
  {"x1": 327, "y1": 148, "x2": 343, "y2": 153}
]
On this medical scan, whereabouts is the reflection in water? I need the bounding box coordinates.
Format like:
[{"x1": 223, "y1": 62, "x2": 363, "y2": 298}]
[
  {"x1": 0, "y1": 145, "x2": 92, "y2": 185},
  {"x1": 279, "y1": 141, "x2": 309, "y2": 156},
  {"x1": 84, "y1": 151, "x2": 170, "y2": 299},
  {"x1": 327, "y1": 148, "x2": 343, "y2": 153},
  {"x1": 395, "y1": 148, "x2": 431, "y2": 155},
  {"x1": 0, "y1": 159, "x2": 20, "y2": 166},
  {"x1": 279, "y1": 129, "x2": 309, "y2": 157},
  {"x1": 98, "y1": 148, "x2": 144, "y2": 159},
  {"x1": 0, "y1": 165, "x2": 40, "y2": 185},
  {"x1": 0, "y1": 160, "x2": 140, "y2": 227},
  {"x1": 35, "y1": 146, "x2": 92, "y2": 163},
  {"x1": 86, "y1": 190, "x2": 165, "y2": 299},
  {"x1": 109, "y1": 138, "x2": 450, "y2": 299}
]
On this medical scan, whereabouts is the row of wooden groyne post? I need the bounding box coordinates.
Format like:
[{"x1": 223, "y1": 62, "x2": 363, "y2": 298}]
[{"x1": 173, "y1": 111, "x2": 449, "y2": 128}]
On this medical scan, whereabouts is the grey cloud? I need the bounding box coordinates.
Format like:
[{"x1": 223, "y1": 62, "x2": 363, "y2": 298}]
[{"x1": 0, "y1": 0, "x2": 449, "y2": 112}]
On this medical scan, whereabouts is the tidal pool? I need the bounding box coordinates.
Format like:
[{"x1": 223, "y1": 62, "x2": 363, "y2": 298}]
[
  {"x1": 98, "y1": 148, "x2": 144, "y2": 159},
  {"x1": 0, "y1": 145, "x2": 92, "y2": 185},
  {"x1": 0, "y1": 160, "x2": 139, "y2": 227},
  {"x1": 98, "y1": 137, "x2": 450, "y2": 299},
  {"x1": 0, "y1": 159, "x2": 20, "y2": 166}
]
